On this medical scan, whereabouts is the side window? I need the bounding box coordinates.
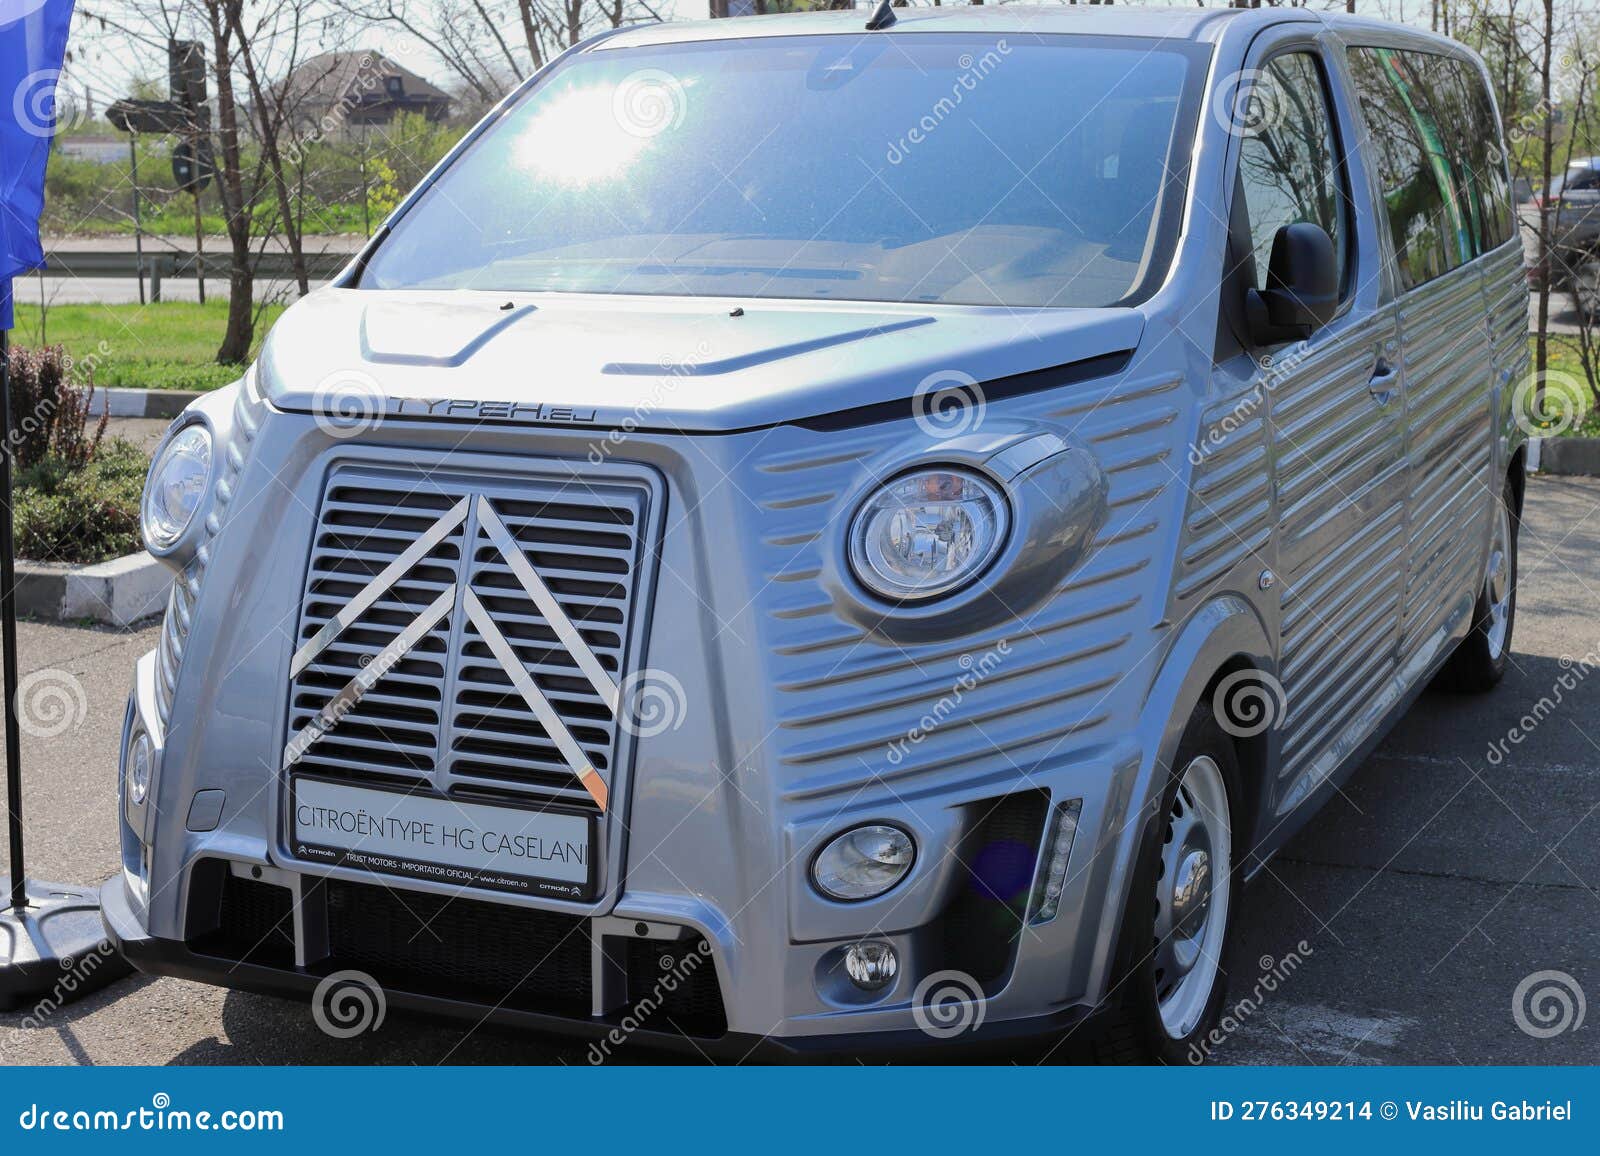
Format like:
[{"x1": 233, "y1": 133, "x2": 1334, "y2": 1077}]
[
  {"x1": 1235, "y1": 52, "x2": 1347, "y2": 292},
  {"x1": 1349, "y1": 46, "x2": 1490, "y2": 289},
  {"x1": 1452, "y1": 59, "x2": 1515, "y2": 248}
]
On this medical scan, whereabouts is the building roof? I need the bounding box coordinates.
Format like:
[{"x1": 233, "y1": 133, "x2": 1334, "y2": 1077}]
[{"x1": 279, "y1": 51, "x2": 451, "y2": 111}]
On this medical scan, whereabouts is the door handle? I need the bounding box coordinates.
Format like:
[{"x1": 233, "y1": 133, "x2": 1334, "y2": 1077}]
[{"x1": 1368, "y1": 357, "x2": 1398, "y2": 406}]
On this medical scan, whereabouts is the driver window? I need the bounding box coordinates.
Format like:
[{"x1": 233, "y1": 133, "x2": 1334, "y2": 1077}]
[{"x1": 1234, "y1": 52, "x2": 1348, "y2": 292}]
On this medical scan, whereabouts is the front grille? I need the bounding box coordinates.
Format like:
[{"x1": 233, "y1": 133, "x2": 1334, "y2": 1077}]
[
  {"x1": 323, "y1": 879, "x2": 593, "y2": 1016},
  {"x1": 285, "y1": 464, "x2": 653, "y2": 816}
]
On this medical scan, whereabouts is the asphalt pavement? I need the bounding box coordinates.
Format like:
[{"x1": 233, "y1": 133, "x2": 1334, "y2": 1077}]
[{"x1": 1, "y1": 476, "x2": 1597, "y2": 1065}]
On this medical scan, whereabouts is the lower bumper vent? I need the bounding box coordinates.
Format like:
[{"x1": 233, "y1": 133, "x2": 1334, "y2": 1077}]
[{"x1": 939, "y1": 790, "x2": 1049, "y2": 992}]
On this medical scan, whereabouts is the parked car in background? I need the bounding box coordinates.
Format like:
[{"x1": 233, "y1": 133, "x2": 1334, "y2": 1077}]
[
  {"x1": 106, "y1": 5, "x2": 1528, "y2": 1063},
  {"x1": 1524, "y1": 156, "x2": 1600, "y2": 319}
]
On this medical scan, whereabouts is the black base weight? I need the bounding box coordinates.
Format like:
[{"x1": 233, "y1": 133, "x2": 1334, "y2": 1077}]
[{"x1": 0, "y1": 879, "x2": 132, "y2": 1013}]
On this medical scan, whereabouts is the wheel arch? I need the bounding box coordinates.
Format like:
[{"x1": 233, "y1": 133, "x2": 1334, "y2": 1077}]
[{"x1": 1086, "y1": 594, "x2": 1276, "y2": 1008}]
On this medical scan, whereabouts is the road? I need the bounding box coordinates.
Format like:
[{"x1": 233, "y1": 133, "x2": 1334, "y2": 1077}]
[
  {"x1": 2, "y1": 476, "x2": 1598, "y2": 1065},
  {"x1": 30, "y1": 234, "x2": 362, "y2": 306}
]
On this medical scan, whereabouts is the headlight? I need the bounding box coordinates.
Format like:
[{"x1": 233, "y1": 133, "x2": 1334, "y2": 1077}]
[
  {"x1": 812, "y1": 824, "x2": 915, "y2": 901},
  {"x1": 848, "y1": 468, "x2": 1009, "y2": 601},
  {"x1": 127, "y1": 731, "x2": 153, "y2": 807},
  {"x1": 141, "y1": 424, "x2": 213, "y2": 553}
]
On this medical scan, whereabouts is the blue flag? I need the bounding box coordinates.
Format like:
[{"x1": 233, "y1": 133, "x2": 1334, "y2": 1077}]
[{"x1": 0, "y1": 0, "x2": 75, "y2": 330}]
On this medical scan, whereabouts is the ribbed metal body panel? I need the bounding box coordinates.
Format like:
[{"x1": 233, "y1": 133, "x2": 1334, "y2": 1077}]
[
  {"x1": 1399, "y1": 265, "x2": 1494, "y2": 657},
  {"x1": 156, "y1": 380, "x2": 263, "y2": 727},
  {"x1": 1270, "y1": 313, "x2": 1407, "y2": 790},
  {"x1": 751, "y1": 371, "x2": 1187, "y2": 807}
]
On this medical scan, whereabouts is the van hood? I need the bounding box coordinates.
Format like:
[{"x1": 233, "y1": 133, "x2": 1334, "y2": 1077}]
[{"x1": 260, "y1": 289, "x2": 1144, "y2": 433}]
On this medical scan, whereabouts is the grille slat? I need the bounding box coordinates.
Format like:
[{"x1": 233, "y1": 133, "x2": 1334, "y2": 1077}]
[{"x1": 285, "y1": 464, "x2": 650, "y2": 833}]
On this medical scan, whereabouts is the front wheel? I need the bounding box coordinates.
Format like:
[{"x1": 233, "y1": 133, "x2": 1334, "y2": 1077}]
[
  {"x1": 1093, "y1": 702, "x2": 1241, "y2": 1064},
  {"x1": 1435, "y1": 476, "x2": 1518, "y2": 692}
]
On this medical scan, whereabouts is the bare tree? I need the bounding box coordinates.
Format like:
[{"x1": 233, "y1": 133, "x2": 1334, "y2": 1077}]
[{"x1": 338, "y1": 0, "x2": 659, "y2": 104}]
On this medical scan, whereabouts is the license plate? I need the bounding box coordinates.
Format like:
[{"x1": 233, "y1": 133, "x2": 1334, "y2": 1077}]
[{"x1": 290, "y1": 777, "x2": 594, "y2": 900}]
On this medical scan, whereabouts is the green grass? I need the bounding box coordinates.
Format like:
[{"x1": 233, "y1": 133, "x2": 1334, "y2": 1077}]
[
  {"x1": 9, "y1": 300, "x2": 286, "y2": 391},
  {"x1": 1536, "y1": 337, "x2": 1600, "y2": 438}
]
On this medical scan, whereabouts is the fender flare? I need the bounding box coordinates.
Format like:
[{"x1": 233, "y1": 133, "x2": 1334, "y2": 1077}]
[{"x1": 1081, "y1": 593, "x2": 1274, "y2": 1007}]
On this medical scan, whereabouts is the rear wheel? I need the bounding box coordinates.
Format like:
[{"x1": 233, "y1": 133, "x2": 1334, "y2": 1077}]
[
  {"x1": 1436, "y1": 476, "x2": 1518, "y2": 692},
  {"x1": 1092, "y1": 702, "x2": 1240, "y2": 1064}
]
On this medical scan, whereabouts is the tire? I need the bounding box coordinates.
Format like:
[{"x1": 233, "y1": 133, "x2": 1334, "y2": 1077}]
[
  {"x1": 1435, "y1": 476, "x2": 1518, "y2": 693},
  {"x1": 1090, "y1": 701, "x2": 1243, "y2": 1064}
]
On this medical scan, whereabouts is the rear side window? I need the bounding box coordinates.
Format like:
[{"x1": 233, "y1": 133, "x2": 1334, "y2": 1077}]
[
  {"x1": 1348, "y1": 45, "x2": 1511, "y2": 289},
  {"x1": 1234, "y1": 51, "x2": 1347, "y2": 292},
  {"x1": 1452, "y1": 59, "x2": 1515, "y2": 249}
]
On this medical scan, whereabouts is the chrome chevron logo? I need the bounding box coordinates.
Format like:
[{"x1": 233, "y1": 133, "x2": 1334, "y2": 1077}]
[{"x1": 283, "y1": 495, "x2": 619, "y2": 811}]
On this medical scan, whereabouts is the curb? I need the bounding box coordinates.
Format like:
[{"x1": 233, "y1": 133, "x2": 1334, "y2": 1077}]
[
  {"x1": 14, "y1": 551, "x2": 171, "y2": 627},
  {"x1": 101, "y1": 387, "x2": 202, "y2": 420},
  {"x1": 1531, "y1": 436, "x2": 1600, "y2": 477}
]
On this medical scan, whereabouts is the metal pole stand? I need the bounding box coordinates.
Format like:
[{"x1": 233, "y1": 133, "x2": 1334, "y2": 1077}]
[{"x1": 0, "y1": 324, "x2": 131, "y2": 1012}]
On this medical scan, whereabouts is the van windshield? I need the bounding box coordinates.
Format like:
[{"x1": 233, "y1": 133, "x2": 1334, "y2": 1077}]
[{"x1": 361, "y1": 34, "x2": 1205, "y2": 308}]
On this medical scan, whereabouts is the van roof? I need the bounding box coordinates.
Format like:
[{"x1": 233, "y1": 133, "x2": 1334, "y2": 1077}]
[
  {"x1": 596, "y1": 5, "x2": 1467, "y2": 52},
  {"x1": 601, "y1": 6, "x2": 1250, "y2": 49}
]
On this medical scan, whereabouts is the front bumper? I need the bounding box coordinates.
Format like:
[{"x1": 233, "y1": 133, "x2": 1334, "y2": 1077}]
[
  {"x1": 115, "y1": 635, "x2": 1137, "y2": 1055},
  {"x1": 99, "y1": 873, "x2": 1098, "y2": 1061}
]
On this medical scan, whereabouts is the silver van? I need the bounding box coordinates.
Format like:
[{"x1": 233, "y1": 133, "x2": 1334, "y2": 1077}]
[{"x1": 106, "y1": 5, "x2": 1528, "y2": 1062}]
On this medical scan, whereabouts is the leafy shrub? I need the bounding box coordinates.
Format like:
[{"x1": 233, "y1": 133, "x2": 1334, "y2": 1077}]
[
  {"x1": 4, "y1": 344, "x2": 108, "y2": 471},
  {"x1": 13, "y1": 438, "x2": 148, "y2": 564}
]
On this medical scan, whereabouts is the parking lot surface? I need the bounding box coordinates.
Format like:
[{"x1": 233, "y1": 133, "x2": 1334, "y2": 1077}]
[{"x1": 3, "y1": 476, "x2": 1597, "y2": 1065}]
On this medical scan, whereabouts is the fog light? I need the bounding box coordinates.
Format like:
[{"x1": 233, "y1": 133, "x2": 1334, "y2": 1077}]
[
  {"x1": 1030, "y1": 798, "x2": 1081, "y2": 924},
  {"x1": 128, "y1": 731, "x2": 153, "y2": 807},
  {"x1": 812, "y1": 824, "x2": 915, "y2": 901},
  {"x1": 843, "y1": 941, "x2": 899, "y2": 991}
]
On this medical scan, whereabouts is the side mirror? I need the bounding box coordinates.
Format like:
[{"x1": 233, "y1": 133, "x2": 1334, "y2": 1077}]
[{"x1": 1245, "y1": 222, "x2": 1340, "y2": 346}]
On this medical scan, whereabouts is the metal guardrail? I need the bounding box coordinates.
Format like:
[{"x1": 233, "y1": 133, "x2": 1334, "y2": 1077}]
[{"x1": 44, "y1": 248, "x2": 353, "y2": 301}]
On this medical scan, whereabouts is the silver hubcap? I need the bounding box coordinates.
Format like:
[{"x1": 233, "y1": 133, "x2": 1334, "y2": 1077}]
[
  {"x1": 1154, "y1": 755, "x2": 1231, "y2": 1039},
  {"x1": 1485, "y1": 498, "x2": 1513, "y2": 660}
]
